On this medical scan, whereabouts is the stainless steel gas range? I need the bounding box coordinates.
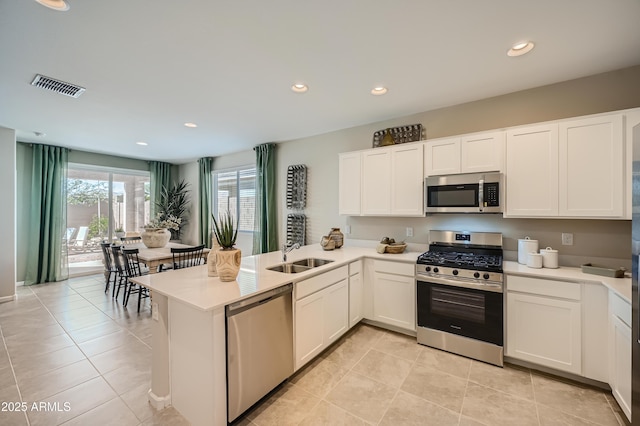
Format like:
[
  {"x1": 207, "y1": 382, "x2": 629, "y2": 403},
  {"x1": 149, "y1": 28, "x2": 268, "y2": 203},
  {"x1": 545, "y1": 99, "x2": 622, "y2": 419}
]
[{"x1": 416, "y1": 230, "x2": 504, "y2": 367}]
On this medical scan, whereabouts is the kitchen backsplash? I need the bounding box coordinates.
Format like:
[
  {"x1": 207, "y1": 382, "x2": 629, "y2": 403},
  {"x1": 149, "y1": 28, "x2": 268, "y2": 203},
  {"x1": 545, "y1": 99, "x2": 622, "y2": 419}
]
[{"x1": 345, "y1": 214, "x2": 631, "y2": 270}]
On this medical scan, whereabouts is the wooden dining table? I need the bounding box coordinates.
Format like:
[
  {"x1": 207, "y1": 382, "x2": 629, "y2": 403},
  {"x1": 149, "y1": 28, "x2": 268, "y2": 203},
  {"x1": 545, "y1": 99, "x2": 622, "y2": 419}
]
[{"x1": 128, "y1": 242, "x2": 210, "y2": 273}]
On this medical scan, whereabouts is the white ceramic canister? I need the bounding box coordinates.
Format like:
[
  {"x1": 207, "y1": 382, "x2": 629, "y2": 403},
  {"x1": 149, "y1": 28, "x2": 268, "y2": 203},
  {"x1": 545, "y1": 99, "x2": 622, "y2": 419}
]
[
  {"x1": 527, "y1": 252, "x2": 543, "y2": 269},
  {"x1": 518, "y1": 237, "x2": 539, "y2": 264},
  {"x1": 540, "y1": 246, "x2": 559, "y2": 269}
]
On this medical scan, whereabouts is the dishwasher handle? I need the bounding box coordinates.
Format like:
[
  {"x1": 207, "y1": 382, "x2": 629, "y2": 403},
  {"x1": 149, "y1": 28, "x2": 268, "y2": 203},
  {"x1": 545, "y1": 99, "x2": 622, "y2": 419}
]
[{"x1": 226, "y1": 283, "x2": 293, "y2": 317}]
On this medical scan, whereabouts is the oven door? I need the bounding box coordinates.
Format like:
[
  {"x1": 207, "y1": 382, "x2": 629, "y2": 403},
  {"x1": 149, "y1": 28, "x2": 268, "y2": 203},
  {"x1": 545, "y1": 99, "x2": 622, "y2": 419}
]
[{"x1": 417, "y1": 277, "x2": 503, "y2": 346}]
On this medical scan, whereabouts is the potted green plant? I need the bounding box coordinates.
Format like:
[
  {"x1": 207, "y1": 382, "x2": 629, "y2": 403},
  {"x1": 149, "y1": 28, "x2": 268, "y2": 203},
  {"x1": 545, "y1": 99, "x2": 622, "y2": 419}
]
[
  {"x1": 155, "y1": 179, "x2": 190, "y2": 240},
  {"x1": 114, "y1": 226, "x2": 125, "y2": 239},
  {"x1": 211, "y1": 210, "x2": 241, "y2": 281},
  {"x1": 140, "y1": 213, "x2": 181, "y2": 248}
]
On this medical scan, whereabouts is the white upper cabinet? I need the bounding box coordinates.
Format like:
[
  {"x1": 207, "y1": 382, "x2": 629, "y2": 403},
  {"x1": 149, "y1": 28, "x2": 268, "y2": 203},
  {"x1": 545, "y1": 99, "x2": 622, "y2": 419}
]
[
  {"x1": 460, "y1": 131, "x2": 505, "y2": 174},
  {"x1": 338, "y1": 152, "x2": 362, "y2": 215},
  {"x1": 505, "y1": 124, "x2": 559, "y2": 217},
  {"x1": 391, "y1": 143, "x2": 424, "y2": 216},
  {"x1": 505, "y1": 113, "x2": 625, "y2": 219},
  {"x1": 360, "y1": 143, "x2": 424, "y2": 216},
  {"x1": 424, "y1": 137, "x2": 461, "y2": 176},
  {"x1": 424, "y1": 132, "x2": 505, "y2": 177},
  {"x1": 338, "y1": 108, "x2": 635, "y2": 219},
  {"x1": 559, "y1": 114, "x2": 623, "y2": 217},
  {"x1": 361, "y1": 149, "x2": 392, "y2": 215}
]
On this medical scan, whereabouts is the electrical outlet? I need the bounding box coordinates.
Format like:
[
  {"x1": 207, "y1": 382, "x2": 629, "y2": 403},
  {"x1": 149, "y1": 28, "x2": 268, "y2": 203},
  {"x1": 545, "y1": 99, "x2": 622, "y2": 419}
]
[
  {"x1": 406, "y1": 227, "x2": 413, "y2": 237},
  {"x1": 152, "y1": 303, "x2": 159, "y2": 320},
  {"x1": 561, "y1": 233, "x2": 574, "y2": 246},
  {"x1": 345, "y1": 225, "x2": 351, "y2": 234}
]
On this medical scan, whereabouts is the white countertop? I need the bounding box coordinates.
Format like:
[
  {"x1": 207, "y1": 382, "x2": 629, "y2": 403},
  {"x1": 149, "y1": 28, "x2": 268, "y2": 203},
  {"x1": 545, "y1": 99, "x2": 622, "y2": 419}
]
[
  {"x1": 503, "y1": 260, "x2": 631, "y2": 302},
  {"x1": 131, "y1": 244, "x2": 420, "y2": 311},
  {"x1": 131, "y1": 244, "x2": 632, "y2": 311}
]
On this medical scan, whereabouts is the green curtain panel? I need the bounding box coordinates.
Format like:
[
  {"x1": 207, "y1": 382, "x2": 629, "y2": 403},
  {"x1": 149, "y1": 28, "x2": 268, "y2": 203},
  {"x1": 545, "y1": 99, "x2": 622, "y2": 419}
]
[
  {"x1": 25, "y1": 144, "x2": 69, "y2": 285},
  {"x1": 149, "y1": 161, "x2": 172, "y2": 217},
  {"x1": 253, "y1": 143, "x2": 278, "y2": 254},
  {"x1": 198, "y1": 157, "x2": 213, "y2": 248}
]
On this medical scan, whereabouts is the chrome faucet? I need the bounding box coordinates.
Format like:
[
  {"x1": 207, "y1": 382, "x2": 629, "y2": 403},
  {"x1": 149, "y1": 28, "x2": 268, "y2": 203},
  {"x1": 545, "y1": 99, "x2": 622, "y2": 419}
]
[{"x1": 282, "y1": 243, "x2": 301, "y2": 262}]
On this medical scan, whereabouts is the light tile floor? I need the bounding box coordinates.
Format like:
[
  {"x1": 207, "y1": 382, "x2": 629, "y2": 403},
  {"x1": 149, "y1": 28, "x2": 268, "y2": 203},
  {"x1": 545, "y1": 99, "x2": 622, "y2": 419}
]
[{"x1": 0, "y1": 274, "x2": 629, "y2": 426}]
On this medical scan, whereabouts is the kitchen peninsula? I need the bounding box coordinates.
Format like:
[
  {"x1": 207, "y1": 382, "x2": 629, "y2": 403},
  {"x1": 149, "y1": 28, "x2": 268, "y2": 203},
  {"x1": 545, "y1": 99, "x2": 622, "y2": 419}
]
[
  {"x1": 131, "y1": 243, "x2": 631, "y2": 425},
  {"x1": 130, "y1": 244, "x2": 419, "y2": 426}
]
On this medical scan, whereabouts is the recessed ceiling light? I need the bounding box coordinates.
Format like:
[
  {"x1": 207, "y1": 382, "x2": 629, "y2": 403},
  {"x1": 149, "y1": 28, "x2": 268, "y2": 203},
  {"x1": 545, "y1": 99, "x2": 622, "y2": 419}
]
[
  {"x1": 136, "y1": 141, "x2": 148, "y2": 146},
  {"x1": 507, "y1": 41, "x2": 535, "y2": 57},
  {"x1": 291, "y1": 83, "x2": 308, "y2": 93},
  {"x1": 371, "y1": 86, "x2": 388, "y2": 96},
  {"x1": 35, "y1": 0, "x2": 70, "y2": 11},
  {"x1": 184, "y1": 122, "x2": 198, "y2": 128}
]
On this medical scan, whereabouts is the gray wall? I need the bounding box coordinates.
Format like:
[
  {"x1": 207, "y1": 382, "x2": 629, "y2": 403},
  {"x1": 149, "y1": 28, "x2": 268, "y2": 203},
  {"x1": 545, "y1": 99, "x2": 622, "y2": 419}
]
[
  {"x1": 0, "y1": 127, "x2": 16, "y2": 300},
  {"x1": 187, "y1": 65, "x2": 640, "y2": 269}
]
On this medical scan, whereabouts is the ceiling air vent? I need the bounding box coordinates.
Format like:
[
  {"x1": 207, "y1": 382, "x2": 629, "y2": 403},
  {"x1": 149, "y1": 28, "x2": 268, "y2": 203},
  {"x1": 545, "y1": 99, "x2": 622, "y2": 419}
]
[{"x1": 31, "y1": 74, "x2": 86, "y2": 98}]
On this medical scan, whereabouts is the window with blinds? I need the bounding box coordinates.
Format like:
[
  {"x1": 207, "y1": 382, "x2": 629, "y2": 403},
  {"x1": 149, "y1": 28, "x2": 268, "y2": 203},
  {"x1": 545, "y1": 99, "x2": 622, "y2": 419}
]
[{"x1": 213, "y1": 167, "x2": 256, "y2": 233}]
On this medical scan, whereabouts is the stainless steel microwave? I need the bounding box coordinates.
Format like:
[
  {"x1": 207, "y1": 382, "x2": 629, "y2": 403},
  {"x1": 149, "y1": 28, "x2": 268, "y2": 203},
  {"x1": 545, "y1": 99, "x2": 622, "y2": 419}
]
[{"x1": 425, "y1": 172, "x2": 504, "y2": 214}]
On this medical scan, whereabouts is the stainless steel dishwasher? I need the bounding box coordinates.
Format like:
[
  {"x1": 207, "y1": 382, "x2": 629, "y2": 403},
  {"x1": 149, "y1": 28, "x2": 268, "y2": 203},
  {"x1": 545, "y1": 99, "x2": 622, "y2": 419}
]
[{"x1": 226, "y1": 283, "x2": 293, "y2": 423}]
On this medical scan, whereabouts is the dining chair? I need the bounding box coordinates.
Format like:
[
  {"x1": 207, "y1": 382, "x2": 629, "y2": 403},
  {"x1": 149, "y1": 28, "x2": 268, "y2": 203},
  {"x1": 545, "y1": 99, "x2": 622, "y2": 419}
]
[
  {"x1": 120, "y1": 236, "x2": 142, "y2": 245},
  {"x1": 121, "y1": 247, "x2": 150, "y2": 312},
  {"x1": 110, "y1": 245, "x2": 128, "y2": 300},
  {"x1": 100, "y1": 242, "x2": 118, "y2": 294},
  {"x1": 170, "y1": 244, "x2": 205, "y2": 270}
]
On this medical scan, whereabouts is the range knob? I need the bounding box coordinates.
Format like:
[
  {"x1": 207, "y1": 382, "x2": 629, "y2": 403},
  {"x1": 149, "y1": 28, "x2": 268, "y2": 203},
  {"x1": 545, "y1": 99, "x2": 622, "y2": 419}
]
[
  {"x1": 473, "y1": 272, "x2": 480, "y2": 279},
  {"x1": 483, "y1": 273, "x2": 490, "y2": 280},
  {"x1": 433, "y1": 267, "x2": 439, "y2": 273},
  {"x1": 452, "y1": 270, "x2": 459, "y2": 276},
  {"x1": 425, "y1": 266, "x2": 431, "y2": 272}
]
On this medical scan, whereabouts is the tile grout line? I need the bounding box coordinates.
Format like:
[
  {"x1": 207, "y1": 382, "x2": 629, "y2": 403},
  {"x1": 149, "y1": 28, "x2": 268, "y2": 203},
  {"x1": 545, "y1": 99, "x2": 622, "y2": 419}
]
[
  {"x1": 603, "y1": 393, "x2": 626, "y2": 426},
  {"x1": 65, "y1": 277, "x2": 156, "y2": 424},
  {"x1": 0, "y1": 302, "x2": 32, "y2": 426},
  {"x1": 375, "y1": 341, "x2": 421, "y2": 426},
  {"x1": 530, "y1": 368, "x2": 542, "y2": 426},
  {"x1": 456, "y1": 356, "x2": 473, "y2": 426},
  {"x1": 29, "y1": 279, "x2": 144, "y2": 425},
  {"x1": 29, "y1": 282, "x2": 114, "y2": 425}
]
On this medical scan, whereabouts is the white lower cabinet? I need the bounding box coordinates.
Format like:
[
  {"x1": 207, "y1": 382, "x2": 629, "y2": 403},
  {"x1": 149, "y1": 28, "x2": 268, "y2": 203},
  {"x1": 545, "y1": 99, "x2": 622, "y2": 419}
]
[
  {"x1": 609, "y1": 291, "x2": 631, "y2": 421},
  {"x1": 348, "y1": 261, "x2": 363, "y2": 328},
  {"x1": 506, "y1": 276, "x2": 582, "y2": 375},
  {"x1": 372, "y1": 260, "x2": 415, "y2": 332},
  {"x1": 294, "y1": 266, "x2": 349, "y2": 371}
]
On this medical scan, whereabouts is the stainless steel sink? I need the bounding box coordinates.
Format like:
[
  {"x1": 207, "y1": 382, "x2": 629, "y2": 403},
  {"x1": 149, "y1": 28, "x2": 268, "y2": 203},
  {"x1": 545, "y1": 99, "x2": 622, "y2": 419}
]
[
  {"x1": 266, "y1": 263, "x2": 311, "y2": 274},
  {"x1": 266, "y1": 258, "x2": 334, "y2": 274},
  {"x1": 291, "y1": 258, "x2": 334, "y2": 268}
]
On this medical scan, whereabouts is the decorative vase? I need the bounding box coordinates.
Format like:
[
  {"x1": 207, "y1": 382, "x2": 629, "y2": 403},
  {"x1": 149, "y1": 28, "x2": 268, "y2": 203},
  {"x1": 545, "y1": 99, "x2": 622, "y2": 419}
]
[
  {"x1": 329, "y1": 228, "x2": 344, "y2": 248},
  {"x1": 215, "y1": 248, "x2": 242, "y2": 282},
  {"x1": 320, "y1": 235, "x2": 335, "y2": 251},
  {"x1": 140, "y1": 228, "x2": 171, "y2": 248},
  {"x1": 207, "y1": 237, "x2": 220, "y2": 277}
]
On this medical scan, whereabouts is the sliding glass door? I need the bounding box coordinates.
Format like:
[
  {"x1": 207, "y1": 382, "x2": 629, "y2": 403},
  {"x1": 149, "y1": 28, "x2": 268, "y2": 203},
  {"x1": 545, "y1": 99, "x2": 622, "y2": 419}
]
[
  {"x1": 213, "y1": 167, "x2": 256, "y2": 255},
  {"x1": 67, "y1": 164, "x2": 150, "y2": 276}
]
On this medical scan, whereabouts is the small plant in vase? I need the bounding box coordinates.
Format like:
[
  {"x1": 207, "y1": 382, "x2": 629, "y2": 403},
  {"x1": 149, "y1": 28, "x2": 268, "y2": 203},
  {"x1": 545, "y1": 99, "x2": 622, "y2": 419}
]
[
  {"x1": 211, "y1": 211, "x2": 241, "y2": 281},
  {"x1": 140, "y1": 213, "x2": 181, "y2": 248},
  {"x1": 114, "y1": 226, "x2": 125, "y2": 239}
]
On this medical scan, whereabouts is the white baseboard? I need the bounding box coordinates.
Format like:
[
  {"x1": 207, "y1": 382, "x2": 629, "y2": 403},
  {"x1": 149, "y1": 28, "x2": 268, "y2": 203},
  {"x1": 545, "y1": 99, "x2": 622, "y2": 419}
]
[
  {"x1": 148, "y1": 389, "x2": 171, "y2": 410},
  {"x1": 16, "y1": 281, "x2": 25, "y2": 287},
  {"x1": 0, "y1": 294, "x2": 16, "y2": 303}
]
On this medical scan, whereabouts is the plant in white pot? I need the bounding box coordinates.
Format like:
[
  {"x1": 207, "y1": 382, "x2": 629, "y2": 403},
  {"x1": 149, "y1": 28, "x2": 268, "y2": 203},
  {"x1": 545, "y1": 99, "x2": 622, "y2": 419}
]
[
  {"x1": 141, "y1": 213, "x2": 181, "y2": 248},
  {"x1": 212, "y1": 211, "x2": 241, "y2": 282},
  {"x1": 155, "y1": 179, "x2": 190, "y2": 241}
]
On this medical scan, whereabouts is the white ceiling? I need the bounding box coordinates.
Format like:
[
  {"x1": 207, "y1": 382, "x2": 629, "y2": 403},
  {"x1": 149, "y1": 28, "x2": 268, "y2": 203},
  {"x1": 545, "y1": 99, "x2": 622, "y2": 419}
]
[{"x1": 1, "y1": 0, "x2": 640, "y2": 164}]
